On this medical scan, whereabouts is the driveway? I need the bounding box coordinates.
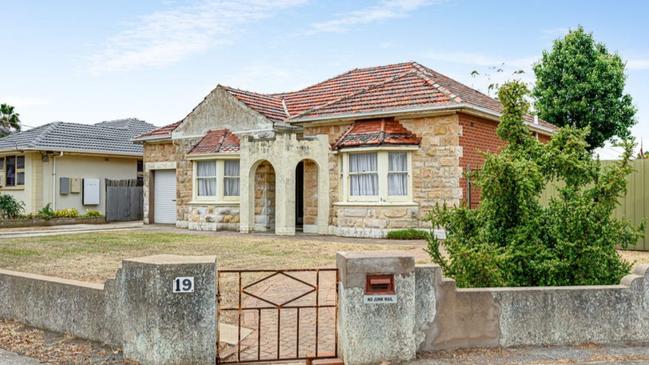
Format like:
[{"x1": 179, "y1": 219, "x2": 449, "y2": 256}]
[{"x1": 0, "y1": 221, "x2": 143, "y2": 239}]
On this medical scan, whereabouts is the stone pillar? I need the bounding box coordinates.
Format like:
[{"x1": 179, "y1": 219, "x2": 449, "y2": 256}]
[
  {"x1": 273, "y1": 135, "x2": 296, "y2": 235},
  {"x1": 239, "y1": 138, "x2": 254, "y2": 233},
  {"x1": 114, "y1": 255, "x2": 217, "y2": 365},
  {"x1": 336, "y1": 252, "x2": 417, "y2": 365}
]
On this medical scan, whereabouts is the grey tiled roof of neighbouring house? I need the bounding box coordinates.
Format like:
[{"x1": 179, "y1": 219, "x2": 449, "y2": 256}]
[{"x1": 0, "y1": 118, "x2": 156, "y2": 156}]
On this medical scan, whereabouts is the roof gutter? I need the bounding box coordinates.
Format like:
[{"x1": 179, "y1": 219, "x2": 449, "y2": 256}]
[
  {"x1": 289, "y1": 103, "x2": 556, "y2": 135},
  {"x1": 0, "y1": 146, "x2": 143, "y2": 157},
  {"x1": 131, "y1": 134, "x2": 172, "y2": 143}
]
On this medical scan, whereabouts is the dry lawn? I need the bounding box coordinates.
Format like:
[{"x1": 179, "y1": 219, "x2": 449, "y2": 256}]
[
  {"x1": 0, "y1": 228, "x2": 647, "y2": 284},
  {"x1": 0, "y1": 229, "x2": 428, "y2": 283}
]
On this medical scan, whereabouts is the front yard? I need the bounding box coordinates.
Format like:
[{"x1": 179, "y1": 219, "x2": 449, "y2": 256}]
[
  {"x1": 0, "y1": 227, "x2": 429, "y2": 283},
  {"x1": 0, "y1": 226, "x2": 647, "y2": 283}
]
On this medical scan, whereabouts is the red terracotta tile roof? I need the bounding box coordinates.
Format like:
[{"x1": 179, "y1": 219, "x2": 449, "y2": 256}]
[
  {"x1": 332, "y1": 118, "x2": 421, "y2": 150},
  {"x1": 133, "y1": 121, "x2": 181, "y2": 140},
  {"x1": 222, "y1": 86, "x2": 287, "y2": 121},
  {"x1": 189, "y1": 129, "x2": 240, "y2": 154},
  {"x1": 221, "y1": 62, "x2": 556, "y2": 133}
]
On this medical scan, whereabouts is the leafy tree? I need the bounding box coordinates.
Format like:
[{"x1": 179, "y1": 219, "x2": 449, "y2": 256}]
[
  {"x1": 0, "y1": 103, "x2": 21, "y2": 137},
  {"x1": 426, "y1": 80, "x2": 642, "y2": 288},
  {"x1": 533, "y1": 26, "x2": 636, "y2": 150}
]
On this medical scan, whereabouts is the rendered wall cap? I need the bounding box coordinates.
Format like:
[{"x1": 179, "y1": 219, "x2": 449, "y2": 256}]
[{"x1": 124, "y1": 254, "x2": 217, "y2": 265}]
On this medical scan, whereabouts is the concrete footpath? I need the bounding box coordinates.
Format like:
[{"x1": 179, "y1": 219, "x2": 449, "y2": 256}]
[
  {"x1": 0, "y1": 221, "x2": 142, "y2": 239},
  {"x1": 411, "y1": 343, "x2": 649, "y2": 364},
  {"x1": 0, "y1": 349, "x2": 40, "y2": 365}
]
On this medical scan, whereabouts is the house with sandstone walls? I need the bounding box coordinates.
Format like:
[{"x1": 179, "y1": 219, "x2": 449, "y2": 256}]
[{"x1": 133, "y1": 62, "x2": 555, "y2": 238}]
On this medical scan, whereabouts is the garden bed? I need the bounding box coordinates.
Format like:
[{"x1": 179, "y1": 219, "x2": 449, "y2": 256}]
[{"x1": 0, "y1": 216, "x2": 106, "y2": 229}]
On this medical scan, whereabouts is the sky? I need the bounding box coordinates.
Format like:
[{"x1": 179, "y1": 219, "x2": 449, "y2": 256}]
[{"x1": 1, "y1": 0, "x2": 648, "y2": 158}]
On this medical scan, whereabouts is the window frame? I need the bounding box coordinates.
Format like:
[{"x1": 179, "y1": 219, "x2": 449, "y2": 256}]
[
  {"x1": 190, "y1": 156, "x2": 241, "y2": 203},
  {"x1": 0, "y1": 154, "x2": 26, "y2": 189},
  {"x1": 193, "y1": 160, "x2": 218, "y2": 200},
  {"x1": 347, "y1": 152, "x2": 379, "y2": 202},
  {"x1": 222, "y1": 159, "x2": 240, "y2": 201},
  {"x1": 387, "y1": 151, "x2": 410, "y2": 201},
  {"x1": 340, "y1": 147, "x2": 414, "y2": 204}
]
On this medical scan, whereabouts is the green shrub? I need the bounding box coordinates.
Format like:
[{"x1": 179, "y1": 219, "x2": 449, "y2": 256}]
[
  {"x1": 36, "y1": 203, "x2": 55, "y2": 220},
  {"x1": 54, "y1": 208, "x2": 79, "y2": 218},
  {"x1": 0, "y1": 193, "x2": 24, "y2": 219},
  {"x1": 426, "y1": 80, "x2": 642, "y2": 288},
  {"x1": 82, "y1": 210, "x2": 102, "y2": 218},
  {"x1": 387, "y1": 228, "x2": 431, "y2": 240}
]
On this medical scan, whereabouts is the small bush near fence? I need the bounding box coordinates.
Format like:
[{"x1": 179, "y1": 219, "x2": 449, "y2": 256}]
[
  {"x1": 1, "y1": 201, "x2": 103, "y2": 222},
  {"x1": 426, "y1": 81, "x2": 643, "y2": 288},
  {"x1": 387, "y1": 229, "x2": 431, "y2": 240},
  {"x1": 0, "y1": 194, "x2": 24, "y2": 219},
  {"x1": 54, "y1": 208, "x2": 79, "y2": 218},
  {"x1": 82, "y1": 210, "x2": 102, "y2": 218}
]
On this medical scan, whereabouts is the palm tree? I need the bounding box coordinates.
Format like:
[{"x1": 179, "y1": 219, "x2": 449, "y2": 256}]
[{"x1": 0, "y1": 104, "x2": 21, "y2": 137}]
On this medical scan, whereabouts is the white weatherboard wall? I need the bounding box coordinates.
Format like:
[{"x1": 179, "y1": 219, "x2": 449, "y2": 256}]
[
  {"x1": 154, "y1": 169, "x2": 177, "y2": 224},
  {"x1": 48, "y1": 154, "x2": 139, "y2": 215}
]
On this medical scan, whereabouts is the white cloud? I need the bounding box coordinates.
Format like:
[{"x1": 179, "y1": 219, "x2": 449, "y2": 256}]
[
  {"x1": 311, "y1": 0, "x2": 441, "y2": 33},
  {"x1": 627, "y1": 58, "x2": 649, "y2": 70},
  {"x1": 88, "y1": 0, "x2": 307, "y2": 74}
]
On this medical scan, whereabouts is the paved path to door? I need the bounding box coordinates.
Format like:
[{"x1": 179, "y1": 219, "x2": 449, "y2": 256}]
[
  {"x1": 218, "y1": 270, "x2": 337, "y2": 363},
  {"x1": 0, "y1": 221, "x2": 142, "y2": 239}
]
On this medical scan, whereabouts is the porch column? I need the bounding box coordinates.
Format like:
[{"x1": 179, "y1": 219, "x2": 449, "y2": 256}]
[
  {"x1": 274, "y1": 165, "x2": 296, "y2": 235},
  {"x1": 239, "y1": 138, "x2": 254, "y2": 233},
  {"x1": 315, "y1": 136, "x2": 331, "y2": 235}
]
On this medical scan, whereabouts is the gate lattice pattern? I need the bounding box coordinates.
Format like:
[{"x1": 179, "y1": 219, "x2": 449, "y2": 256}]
[{"x1": 217, "y1": 269, "x2": 338, "y2": 364}]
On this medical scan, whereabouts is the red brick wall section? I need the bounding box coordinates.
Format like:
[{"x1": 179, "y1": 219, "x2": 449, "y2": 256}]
[
  {"x1": 458, "y1": 113, "x2": 505, "y2": 208},
  {"x1": 458, "y1": 114, "x2": 553, "y2": 208}
]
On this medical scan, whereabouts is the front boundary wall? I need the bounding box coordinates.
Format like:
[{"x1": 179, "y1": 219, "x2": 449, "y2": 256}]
[
  {"x1": 1, "y1": 251, "x2": 648, "y2": 365},
  {"x1": 337, "y1": 252, "x2": 649, "y2": 365},
  {"x1": 0, "y1": 255, "x2": 216, "y2": 365}
]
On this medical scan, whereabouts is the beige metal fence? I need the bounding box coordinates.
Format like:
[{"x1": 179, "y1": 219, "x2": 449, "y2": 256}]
[{"x1": 539, "y1": 159, "x2": 649, "y2": 251}]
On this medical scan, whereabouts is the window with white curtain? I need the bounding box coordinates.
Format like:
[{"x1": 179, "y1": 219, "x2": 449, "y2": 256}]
[
  {"x1": 342, "y1": 150, "x2": 412, "y2": 202},
  {"x1": 223, "y1": 160, "x2": 240, "y2": 196},
  {"x1": 349, "y1": 153, "x2": 378, "y2": 196},
  {"x1": 388, "y1": 152, "x2": 408, "y2": 196},
  {"x1": 196, "y1": 160, "x2": 216, "y2": 197}
]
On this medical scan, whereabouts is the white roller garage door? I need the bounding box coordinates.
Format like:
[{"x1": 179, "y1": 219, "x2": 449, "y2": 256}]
[{"x1": 154, "y1": 170, "x2": 177, "y2": 224}]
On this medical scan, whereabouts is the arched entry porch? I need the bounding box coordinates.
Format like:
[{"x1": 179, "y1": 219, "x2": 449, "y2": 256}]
[
  {"x1": 253, "y1": 160, "x2": 275, "y2": 232},
  {"x1": 239, "y1": 132, "x2": 330, "y2": 236}
]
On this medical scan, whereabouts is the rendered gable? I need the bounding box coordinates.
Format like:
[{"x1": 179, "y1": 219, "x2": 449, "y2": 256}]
[{"x1": 172, "y1": 86, "x2": 274, "y2": 138}]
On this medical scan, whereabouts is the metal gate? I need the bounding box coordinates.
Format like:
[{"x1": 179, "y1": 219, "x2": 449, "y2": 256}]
[
  {"x1": 105, "y1": 179, "x2": 143, "y2": 222},
  {"x1": 217, "y1": 269, "x2": 338, "y2": 364}
]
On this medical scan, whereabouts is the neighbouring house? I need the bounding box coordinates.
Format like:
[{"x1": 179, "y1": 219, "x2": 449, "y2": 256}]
[
  {"x1": 134, "y1": 62, "x2": 555, "y2": 237},
  {"x1": 0, "y1": 118, "x2": 155, "y2": 215}
]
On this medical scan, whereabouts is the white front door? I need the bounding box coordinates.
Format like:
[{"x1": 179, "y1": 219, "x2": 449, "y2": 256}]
[{"x1": 154, "y1": 169, "x2": 177, "y2": 224}]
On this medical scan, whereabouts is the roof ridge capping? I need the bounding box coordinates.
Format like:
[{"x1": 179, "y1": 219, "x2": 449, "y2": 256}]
[
  {"x1": 32, "y1": 122, "x2": 63, "y2": 147},
  {"x1": 410, "y1": 62, "x2": 463, "y2": 103}
]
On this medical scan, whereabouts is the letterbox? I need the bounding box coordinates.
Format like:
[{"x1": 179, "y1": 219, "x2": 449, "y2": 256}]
[{"x1": 365, "y1": 274, "x2": 395, "y2": 295}]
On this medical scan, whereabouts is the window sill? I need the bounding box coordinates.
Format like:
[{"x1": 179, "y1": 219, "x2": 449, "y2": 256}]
[
  {"x1": 334, "y1": 201, "x2": 418, "y2": 207},
  {"x1": 0, "y1": 186, "x2": 25, "y2": 191},
  {"x1": 188, "y1": 200, "x2": 240, "y2": 206}
]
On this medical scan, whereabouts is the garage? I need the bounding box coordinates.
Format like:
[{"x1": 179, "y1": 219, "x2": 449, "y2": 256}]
[{"x1": 154, "y1": 169, "x2": 177, "y2": 224}]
